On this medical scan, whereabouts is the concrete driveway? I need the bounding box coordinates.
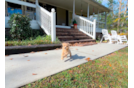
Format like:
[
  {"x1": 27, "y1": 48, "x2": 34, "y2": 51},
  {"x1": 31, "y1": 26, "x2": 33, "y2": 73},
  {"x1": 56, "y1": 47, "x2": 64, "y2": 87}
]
[{"x1": 5, "y1": 43, "x2": 128, "y2": 88}]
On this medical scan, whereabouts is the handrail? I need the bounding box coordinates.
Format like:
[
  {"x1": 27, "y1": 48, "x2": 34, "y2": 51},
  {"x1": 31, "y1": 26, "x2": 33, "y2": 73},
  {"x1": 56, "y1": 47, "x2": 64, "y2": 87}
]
[
  {"x1": 75, "y1": 15, "x2": 94, "y2": 24},
  {"x1": 36, "y1": 4, "x2": 51, "y2": 16}
]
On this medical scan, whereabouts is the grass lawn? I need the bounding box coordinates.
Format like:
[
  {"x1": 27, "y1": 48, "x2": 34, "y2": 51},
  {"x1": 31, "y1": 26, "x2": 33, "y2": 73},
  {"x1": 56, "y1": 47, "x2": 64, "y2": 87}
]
[
  {"x1": 5, "y1": 35, "x2": 61, "y2": 46},
  {"x1": 20, "y1": 47, "x2": 128, "y2": 88}
]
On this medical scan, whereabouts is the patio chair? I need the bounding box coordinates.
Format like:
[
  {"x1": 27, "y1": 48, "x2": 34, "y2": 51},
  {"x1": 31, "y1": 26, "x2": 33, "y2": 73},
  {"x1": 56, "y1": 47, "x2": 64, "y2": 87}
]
[
  {"x1": 100, "y1": 29, "x2": 118, "y2": 44},
  {"x1": 111, "y1": 30, "x2": 128, "y2": 44}
]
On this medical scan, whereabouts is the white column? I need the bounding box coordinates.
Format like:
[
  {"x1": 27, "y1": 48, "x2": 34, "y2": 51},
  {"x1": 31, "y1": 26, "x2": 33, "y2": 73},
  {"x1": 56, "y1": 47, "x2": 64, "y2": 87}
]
[
  {"x1": 36, "y1": 0, "x2": 38, "y2": 5},
  {"x1": 93, "y1": 19, "x2": 96, "y2": 40},
  {"x1": 105, "y1": 12, "x2": 107, "y2": 29},
  {"x1": 93, "y1": 7, "x2": 95, "y2": 21},
  {"x1": 51, "y1": 8, "x2": 56, "y2": 42},
  {"x1": 36, "y1": 0, "x2": 38, "y2": 21},
  {"x1": 87, "y1": 4, "x2": 89, "y2": 18},
  {"x1": 72, "y1": 0, "x2": 75, "y2": 20},
  {"x1": 97, "y1": 10, "x2": 99, "y2": 28}
]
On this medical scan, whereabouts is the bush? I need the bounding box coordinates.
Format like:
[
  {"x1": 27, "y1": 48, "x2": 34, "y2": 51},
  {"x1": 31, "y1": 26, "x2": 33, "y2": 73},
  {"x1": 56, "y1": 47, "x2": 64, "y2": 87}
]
[{"x1": 8, "y1": 14, "x2": 32, "y2": 40}]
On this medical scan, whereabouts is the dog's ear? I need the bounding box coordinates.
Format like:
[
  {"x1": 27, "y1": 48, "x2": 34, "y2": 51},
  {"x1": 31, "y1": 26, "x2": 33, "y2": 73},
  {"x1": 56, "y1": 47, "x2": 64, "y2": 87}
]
[{"x1": 62, "y1": 43, "x2": 66, "y2": 46}]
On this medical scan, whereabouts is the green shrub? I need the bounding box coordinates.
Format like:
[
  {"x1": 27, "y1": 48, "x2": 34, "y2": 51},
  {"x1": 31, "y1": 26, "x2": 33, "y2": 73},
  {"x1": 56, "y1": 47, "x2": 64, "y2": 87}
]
[{"x1": 8, "y1": 14, "x2": 32, "y2": 40}]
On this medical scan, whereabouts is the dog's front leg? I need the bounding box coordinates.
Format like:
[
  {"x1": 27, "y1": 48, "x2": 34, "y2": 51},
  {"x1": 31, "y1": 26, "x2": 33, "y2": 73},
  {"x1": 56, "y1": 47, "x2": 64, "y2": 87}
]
[
  {"x1": 69, "y1": 49, "x2": 72, "y2": 57},
  {"x1": 61, "y1": 49, "x2": 64, "y2": 60}
]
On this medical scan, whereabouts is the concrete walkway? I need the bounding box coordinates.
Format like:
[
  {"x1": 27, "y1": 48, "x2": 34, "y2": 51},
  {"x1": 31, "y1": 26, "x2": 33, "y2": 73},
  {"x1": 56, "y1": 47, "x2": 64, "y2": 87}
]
[{"x1": 5, "y1": 43, "x2": 127, "y2": 88}]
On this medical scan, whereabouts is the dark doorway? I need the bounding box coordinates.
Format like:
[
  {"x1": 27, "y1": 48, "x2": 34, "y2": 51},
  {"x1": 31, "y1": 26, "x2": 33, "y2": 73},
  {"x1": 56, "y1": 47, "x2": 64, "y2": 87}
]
[{"x1": 66, "y1": 10, "x2": 69, "y2": 26}]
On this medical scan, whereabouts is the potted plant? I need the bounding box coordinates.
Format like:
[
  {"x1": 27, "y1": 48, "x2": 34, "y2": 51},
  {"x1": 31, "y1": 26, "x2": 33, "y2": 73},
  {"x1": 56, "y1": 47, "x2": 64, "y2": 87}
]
[{"x1": 73, "y1": 19, "x2": 77, "y2": 29}]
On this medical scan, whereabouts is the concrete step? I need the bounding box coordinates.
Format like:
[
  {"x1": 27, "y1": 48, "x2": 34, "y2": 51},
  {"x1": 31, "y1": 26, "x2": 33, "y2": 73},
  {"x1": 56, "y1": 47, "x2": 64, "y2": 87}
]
[
  {"x1": 57, "y1": 36, "x2": 91, "y2": 39},
  {"x1": 56, "y1": 33, "x2": 87, "y2": 36},
  {"x1": 56, "y1": 27, "x2": 96, "y2": 43},
  {"x1": 74, "y1": 36, "x2": 91, "y2": 38},
  {"x1": 56, "y1": 29, "x2": 79, "y2": 32},
  {"x1": 56, "y1": 28, "x2": 78, "y2": 30},
  {"x1": 61, "y1": 39, "x2": 96, "y2": 43}
]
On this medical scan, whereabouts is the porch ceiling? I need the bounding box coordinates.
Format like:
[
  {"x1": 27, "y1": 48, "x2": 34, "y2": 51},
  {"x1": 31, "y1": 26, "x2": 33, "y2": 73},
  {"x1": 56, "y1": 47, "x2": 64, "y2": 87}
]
[{"x1": 39, "y1": 0, "x2": 111, "y2": 15}]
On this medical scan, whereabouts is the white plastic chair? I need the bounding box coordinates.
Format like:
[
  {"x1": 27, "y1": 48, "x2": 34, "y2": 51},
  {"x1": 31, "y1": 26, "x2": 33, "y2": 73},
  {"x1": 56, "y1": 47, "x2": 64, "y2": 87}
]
[
  {"x1": 100, "y1": 29, "x2": 118, "y2": 44},
  {"x1": 111, "y1": 30, "x2": 128, "y2": 44}
]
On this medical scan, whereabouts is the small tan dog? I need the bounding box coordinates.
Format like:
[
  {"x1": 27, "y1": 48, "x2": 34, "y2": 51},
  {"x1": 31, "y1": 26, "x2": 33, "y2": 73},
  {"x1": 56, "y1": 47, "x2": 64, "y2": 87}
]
[{"x1": 61, "y1": 43, "x2": 72, "y2": 60}]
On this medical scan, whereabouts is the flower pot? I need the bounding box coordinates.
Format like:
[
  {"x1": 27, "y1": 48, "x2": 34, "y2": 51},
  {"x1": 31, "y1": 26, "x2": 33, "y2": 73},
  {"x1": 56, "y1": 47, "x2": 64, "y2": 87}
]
[{"x1": 73, "y1": 24, "x2": 77, "y2": 29}]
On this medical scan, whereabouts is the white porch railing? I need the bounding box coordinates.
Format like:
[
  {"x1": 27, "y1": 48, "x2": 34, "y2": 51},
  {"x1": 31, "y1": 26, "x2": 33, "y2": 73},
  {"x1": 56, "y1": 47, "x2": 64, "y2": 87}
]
[
  {"x1": 36, "y1": 4, "x2": 56, "y2": 42},
  {"x1": 74, "y1": 15, "x2": 96, "y2": 39},
  {"x1": 36, "y1": 4, "x2": 51, "y2": 35}
]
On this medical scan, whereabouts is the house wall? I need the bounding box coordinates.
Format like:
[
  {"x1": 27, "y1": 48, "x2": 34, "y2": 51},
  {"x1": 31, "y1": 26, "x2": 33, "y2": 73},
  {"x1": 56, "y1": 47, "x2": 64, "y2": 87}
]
[
  {"x1": 5, "y1": 17, "x2": 40, "y2": 29},
  {"x1": 57, "y1": 7, "x2": 66, "y2": 26}
]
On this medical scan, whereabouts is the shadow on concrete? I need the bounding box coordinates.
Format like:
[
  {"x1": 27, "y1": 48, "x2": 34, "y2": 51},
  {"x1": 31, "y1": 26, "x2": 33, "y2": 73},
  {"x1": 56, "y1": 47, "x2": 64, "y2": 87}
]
[{"x1": 64, "y1": 54, "x2": 85, "y2": 62}]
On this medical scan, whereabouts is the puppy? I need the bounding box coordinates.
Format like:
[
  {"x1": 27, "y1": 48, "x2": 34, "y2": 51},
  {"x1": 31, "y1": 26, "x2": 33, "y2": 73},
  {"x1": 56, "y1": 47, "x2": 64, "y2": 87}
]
[{"x1": 61, "y1": 43, "x2": 72, "y2": 60}]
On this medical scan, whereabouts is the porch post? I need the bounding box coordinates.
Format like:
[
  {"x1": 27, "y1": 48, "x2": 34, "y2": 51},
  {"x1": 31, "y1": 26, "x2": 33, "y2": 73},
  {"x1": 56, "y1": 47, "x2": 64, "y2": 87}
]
[
  {"x1": 51, "y1": 8, "x2": 56, "y2": 42},
  {"x1": 87, "y1": 4, "x2": 89, "y2": 18},
  {"x1": 97, "y1": 10, "x2": 99, "y2": 28},
  {"x1": 105, "y1": 12, "x2": 107, "y2": 29},
  {"x1": 36, "y1": 0, "x2": 38, "y2": 5},
  {"x1": 93, "y1": 7, "x2": 95, "y2": 20},
  {"x1": 35, "y1": 0, "x2": 38, "y2": 20},
  {"x1": 72, "y1": 0, "x2": 75, "y2": 20},
  {"x1": 93, "y1": 19, "x2": 96, "y2": 40}
]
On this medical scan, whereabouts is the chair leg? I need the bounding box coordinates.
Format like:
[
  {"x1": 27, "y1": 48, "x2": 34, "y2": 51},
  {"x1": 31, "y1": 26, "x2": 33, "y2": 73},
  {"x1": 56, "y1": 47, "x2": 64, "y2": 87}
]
[
  {"x1": 108, "y1": 36, "x2": 112, "y2": 44},
  {"x1": 100, "y1": 36, "x2": 104, "y2": 43},
  {"x1": 117, "y1": 40, "x2": 120, "y2": 44},
  {"x1": 118, "y1": 36, "x2": 123, "y2": 44}
]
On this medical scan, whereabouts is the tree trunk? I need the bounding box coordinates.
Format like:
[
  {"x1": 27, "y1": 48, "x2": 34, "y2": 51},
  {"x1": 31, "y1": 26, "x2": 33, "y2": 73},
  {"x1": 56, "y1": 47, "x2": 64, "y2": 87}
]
[
  {"x1": 121, "y1": 0, "x2": 128, "y2": 28},
  {"x1": 117, "y1": 0, "x2": 122, "y2": 33}
]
